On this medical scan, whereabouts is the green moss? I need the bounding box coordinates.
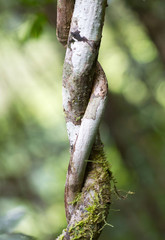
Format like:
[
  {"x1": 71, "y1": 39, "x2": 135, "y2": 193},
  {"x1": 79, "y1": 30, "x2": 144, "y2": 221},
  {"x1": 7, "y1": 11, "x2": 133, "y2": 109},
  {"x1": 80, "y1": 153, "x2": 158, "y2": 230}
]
[
  {"x1": 67, "y1": 148, "x2": 112, "y2": 239},
  {"x1": 56, "y1": 233, "x2": 64, "y2": 240},
  {"x1": 69, "y1": 192, "x2": 82, "y2": 205},
  {"x1": 57, "y1": 146, "x2": 112, "y2": 239},
  {"x1": 75, "y1": 116, "x2": 81, "y2": 122}
]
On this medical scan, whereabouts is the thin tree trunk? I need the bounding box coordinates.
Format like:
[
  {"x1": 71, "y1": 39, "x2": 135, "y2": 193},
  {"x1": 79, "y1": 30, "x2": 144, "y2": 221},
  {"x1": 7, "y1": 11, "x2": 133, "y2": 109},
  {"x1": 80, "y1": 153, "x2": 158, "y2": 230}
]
[{"x1": 56, "y1": 0, "x2": 112, "y2": 239}]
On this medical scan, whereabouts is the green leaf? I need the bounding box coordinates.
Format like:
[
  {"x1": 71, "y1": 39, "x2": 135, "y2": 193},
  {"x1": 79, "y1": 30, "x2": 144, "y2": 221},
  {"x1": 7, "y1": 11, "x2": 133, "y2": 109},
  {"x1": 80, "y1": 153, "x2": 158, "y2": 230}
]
[
  {"x1": 21, "y1": 13, "x2": 47, "y2": 42},
  {"x1": 29, "y1": 13, "x2": 47, "y2": 38},
  {"x1": 0, "y1": 208, "x2": 26, "y2": 234}
]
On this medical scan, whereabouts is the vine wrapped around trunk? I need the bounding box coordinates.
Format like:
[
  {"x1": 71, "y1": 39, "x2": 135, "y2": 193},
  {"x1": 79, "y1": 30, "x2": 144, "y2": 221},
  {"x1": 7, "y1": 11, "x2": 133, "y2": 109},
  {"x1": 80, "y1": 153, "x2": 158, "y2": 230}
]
[{"x1": 56, "y1": 0, "x2": 112, "y2": 239}]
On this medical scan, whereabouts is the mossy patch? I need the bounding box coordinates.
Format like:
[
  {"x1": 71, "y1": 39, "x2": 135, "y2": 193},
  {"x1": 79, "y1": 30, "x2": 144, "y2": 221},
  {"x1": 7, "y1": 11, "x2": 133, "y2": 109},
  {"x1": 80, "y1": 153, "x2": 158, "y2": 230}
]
[{"x1": 57, "y1": 146, "x2": 112, "y2": 239}]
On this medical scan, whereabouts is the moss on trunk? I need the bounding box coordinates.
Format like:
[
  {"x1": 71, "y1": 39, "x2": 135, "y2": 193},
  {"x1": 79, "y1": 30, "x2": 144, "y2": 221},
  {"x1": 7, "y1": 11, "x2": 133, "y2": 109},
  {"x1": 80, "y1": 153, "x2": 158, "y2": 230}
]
[{"x1": 57, "y1": 142, "x2": 112, "y2": 240}]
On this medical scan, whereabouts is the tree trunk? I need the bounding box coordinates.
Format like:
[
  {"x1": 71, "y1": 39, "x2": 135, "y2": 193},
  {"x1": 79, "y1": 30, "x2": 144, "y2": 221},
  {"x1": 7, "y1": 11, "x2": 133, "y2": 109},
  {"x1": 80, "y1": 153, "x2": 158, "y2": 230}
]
[{"x1": 56, "y1": 1, "x2": 112, "y2": 239}]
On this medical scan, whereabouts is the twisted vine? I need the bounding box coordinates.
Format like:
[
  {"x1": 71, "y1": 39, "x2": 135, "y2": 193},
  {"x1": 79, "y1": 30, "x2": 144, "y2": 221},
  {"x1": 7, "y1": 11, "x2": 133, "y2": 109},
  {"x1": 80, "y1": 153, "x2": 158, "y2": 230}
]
[{"x1": 56, "y1": 0, "x2": 112, "y2": 239}]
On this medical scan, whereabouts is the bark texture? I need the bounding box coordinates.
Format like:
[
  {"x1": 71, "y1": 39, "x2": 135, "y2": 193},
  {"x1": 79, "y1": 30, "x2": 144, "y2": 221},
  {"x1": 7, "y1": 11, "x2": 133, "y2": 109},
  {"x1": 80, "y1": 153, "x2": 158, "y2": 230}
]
[{"x1": 56, "y1": 0, "x2": 112, "y2": 239}]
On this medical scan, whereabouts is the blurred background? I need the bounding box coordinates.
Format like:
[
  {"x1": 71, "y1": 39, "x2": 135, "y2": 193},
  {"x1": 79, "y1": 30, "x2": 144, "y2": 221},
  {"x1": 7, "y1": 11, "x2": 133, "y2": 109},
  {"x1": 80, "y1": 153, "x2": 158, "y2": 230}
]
[{"x1": 0, "y1": 0, "x2": 165, "y2": 239}]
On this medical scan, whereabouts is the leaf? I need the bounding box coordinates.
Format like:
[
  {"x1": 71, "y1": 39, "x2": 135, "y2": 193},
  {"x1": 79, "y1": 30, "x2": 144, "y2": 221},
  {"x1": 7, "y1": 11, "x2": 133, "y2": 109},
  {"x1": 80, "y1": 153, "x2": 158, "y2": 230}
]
[
  {"x1": 21, "y1": 13, "x2": 47, "y2": 42},
  {"x1": 28, "y1": 13, "x2": 47, "y2": 38},
  {"x1": 0, "y1": 208, "x2": 26, "y2": 234},
  {"x1": 0, "y1": 233, "x2": 36, "y2": 240}
]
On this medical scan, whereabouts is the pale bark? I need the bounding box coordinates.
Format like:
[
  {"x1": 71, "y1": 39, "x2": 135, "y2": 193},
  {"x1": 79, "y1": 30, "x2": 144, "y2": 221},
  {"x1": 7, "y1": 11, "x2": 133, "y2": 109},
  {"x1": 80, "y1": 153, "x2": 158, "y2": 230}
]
[{"x1": 56, "y1": 0, "x2": 112, "y2": 239}]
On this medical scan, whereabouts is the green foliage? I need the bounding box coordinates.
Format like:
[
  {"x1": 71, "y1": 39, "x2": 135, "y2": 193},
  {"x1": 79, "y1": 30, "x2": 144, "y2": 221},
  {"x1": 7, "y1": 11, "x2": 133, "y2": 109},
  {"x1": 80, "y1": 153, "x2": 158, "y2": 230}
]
[
  {"x1": 22, "y1": 13, "x2": 48, "y2": 41},
  {"x1": 18, "y1": 0, "x2": 54, "y2": 6}
]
